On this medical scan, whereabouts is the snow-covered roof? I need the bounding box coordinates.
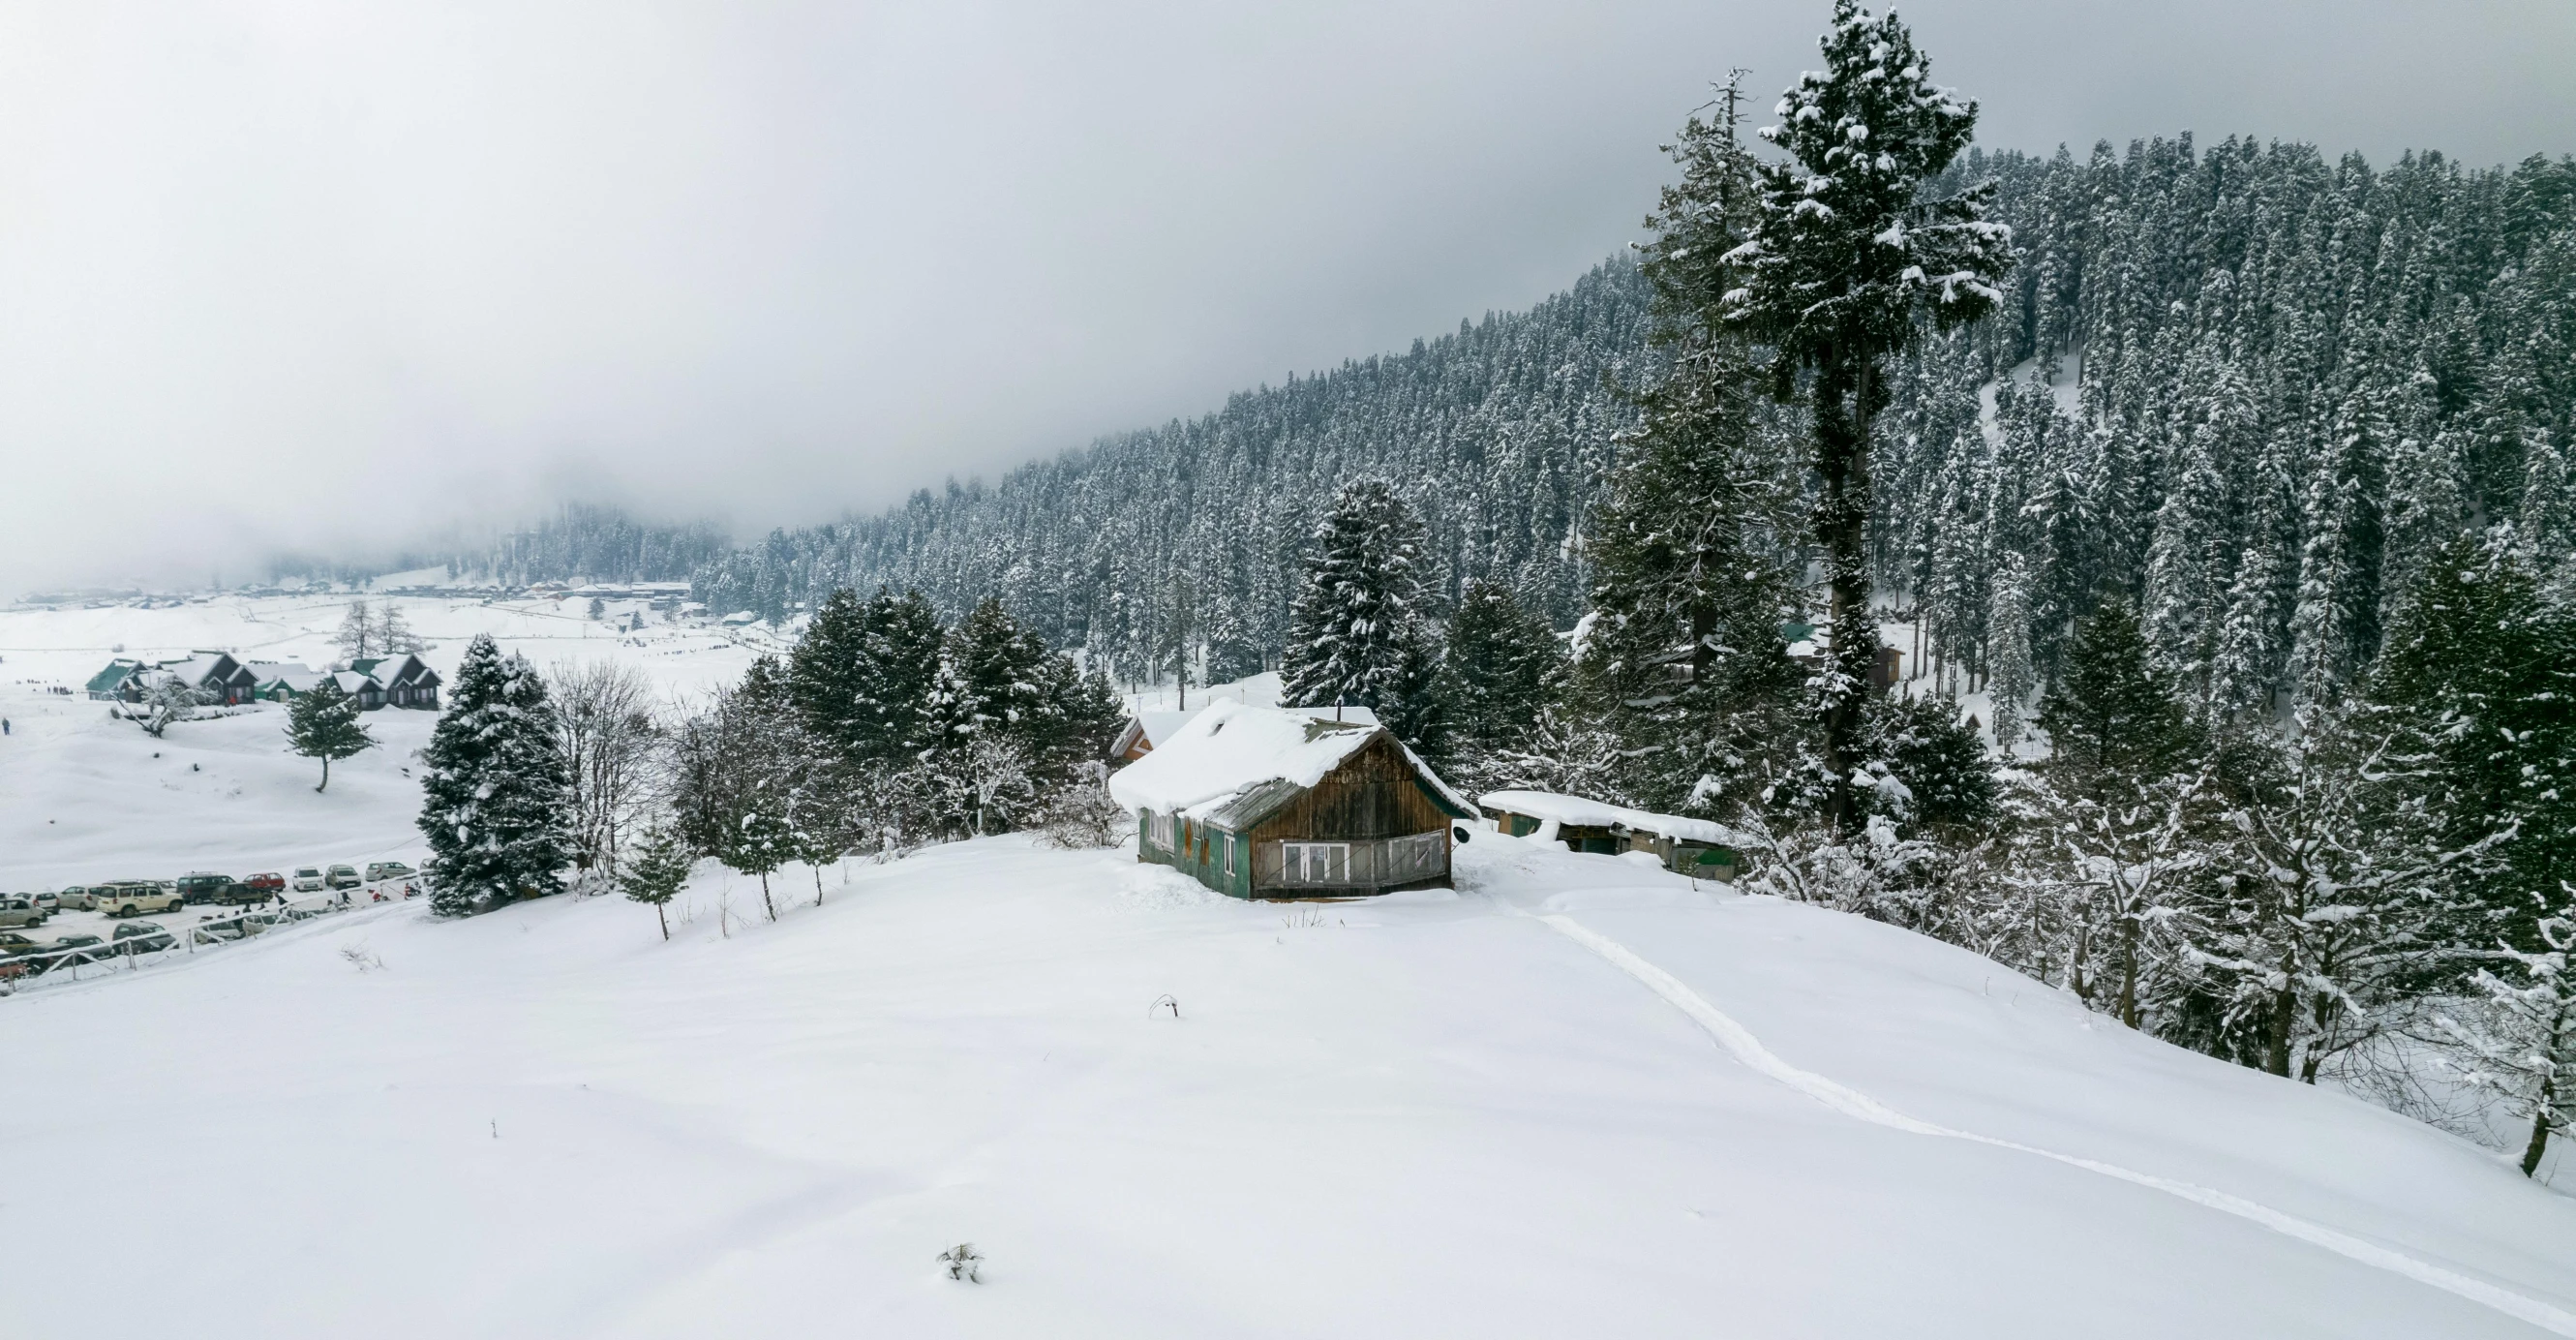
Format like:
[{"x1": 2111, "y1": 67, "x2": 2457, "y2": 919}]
[
  {"x1": 1109, "y1": 702, "x2": 1467, "y2": 829},
  {"x1": 157, "y1": 652, "x2": 244, "y2": 687},
  {"x1": 242, "y1": 660, "x2": 313, "y2": 681},
  {"x1": 1478, "y1": 790, "x2": 1748, "y2": 848},
  {"x1": 1124, "y1": 703, "x2": 1380, "y2": 753},
  {"x1": 331, "y1": 670, "x2": 381, "y2": 694}
]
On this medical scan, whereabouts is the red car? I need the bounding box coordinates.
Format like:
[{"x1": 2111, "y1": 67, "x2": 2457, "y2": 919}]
[{"x1": 244, "y1": 872, "x2": 287, "y2": 894}]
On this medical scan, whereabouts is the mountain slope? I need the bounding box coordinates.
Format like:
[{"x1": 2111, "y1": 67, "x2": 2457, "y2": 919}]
[{"x1": 7, "y1": 832, "x2": 2572, "y2": 1338}]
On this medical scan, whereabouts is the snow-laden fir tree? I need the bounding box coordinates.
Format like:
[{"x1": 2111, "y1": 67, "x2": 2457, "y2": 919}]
[
  {"x1": 1723, "y1": 0, "x2": 2013, "y2": 828},
  {"x1": 417, "y1": 634, "x2": 575, "y2": 916},
  {"x1": 1985, "y1": 551, "x2": 2035, "y2": 750},
  {"x1": 1436, "y1": 579, "x2": 1563, "y2": 787},
  {"x1": 285, "y1": 675, "x2": 374, "y2": 793},
  {"x1": 1280, "y1": 477, "x2": 1439, "y2": 742},
  {"x1": 619, "y1": 822, "x2": 694, "y2": 941},
  {"x1": 2034, "y1": 595, "x2": 2197, "y2": 796},
  {"x1": 1579, "y1": 73, "x2": 1803, "y2": 815}
]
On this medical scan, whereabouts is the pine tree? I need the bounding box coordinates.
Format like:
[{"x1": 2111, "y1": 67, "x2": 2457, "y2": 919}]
[
  {"x1": 1986, "y1": 551, "x2": 2036, "y2": 750},
  {"x1": 852, "y1": 589, "x2": 947, "y2": 768},
  {"x1": 1723, "y1": 0, "x2": 2014, "y2": 828},
  {"x1": 726, "y1": 781, "x2": 796, "y2": 922},
  {"x1": 2370, "y1": 532, "x2": 2576, "y2": 956},
  {"x1": 1280, "y1": 478, "x2": 1438, "y2": 735},
  {"x1": 2035, "y1": 595, "x2": 2197, "y2": 791},
  {"x1": 1437, "y1": 580, "x2": 1563, "y2": 783},
  {"x1": 285, "y1": 676, "x2": 374, "y2": 793},
  {"x1": 619, "y1": 822, "x2": 694, "y2": 941},
  {"x1": 417, "y1": 634, "x2": 575, "y2": 916},
  {"x1": 789, "y1": 587, "x2": 872, "y2": 763}
]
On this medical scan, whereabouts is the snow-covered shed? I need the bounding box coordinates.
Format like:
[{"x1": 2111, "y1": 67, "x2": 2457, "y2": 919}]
[
  {"x1": 1108, "y1": 702, "x2": 1472, "y2": 898},
  {"x1": 84, "y1": 658, "x2": 149, "y2": 701},
  {"x1": 1109, "y1": 703, "x2": 1379, "y2": 764},
  {"x1": 258, "y1": 667, "x2": 386, "y2": 710},
  {"x1": 1478, "y1": 790, "x2": 1746, "y2": 880},
  {"x1": 156, "y1": 651, "x2": 259, "y2": 705}
]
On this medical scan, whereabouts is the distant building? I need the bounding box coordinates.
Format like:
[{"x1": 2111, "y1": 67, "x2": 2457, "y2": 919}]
[
  {"x1": 1478, "y1": 790, "x2": 1743, "y2": 880},
  {"x1": 349, "y1": 654, "x2": 441, "y2": 709},
  {"x1": 84, "y1": 659, "x2": 149, "y2": 701},
  {"x1": 1108, "y1": 703, "x2": 1472, "y2": 899}
]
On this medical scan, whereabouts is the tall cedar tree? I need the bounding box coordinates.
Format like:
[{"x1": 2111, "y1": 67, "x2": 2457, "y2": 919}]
[
  {"x1": 2370, "y1": 533, "x2": 2576, "y2": 956},
  {"x1": 1725, "y1": 1, "x2": 2013, "y2": 828},
  {"x1": 2035, "y1": 595, "x2": 2199, "y2": 794},
  {"x1": 854, "y1": 589, "x2": 948, "y2": 767},
  {"x1": 417, "y1": 634, "x2": 575, "y2": 915},
  {"x1": 1280, "y1": 478, "x2": 1441, "y2": 749},
  {"x1": 285, "y1": 676, "x2": 375, "y2": 793},
  {"x1": 1588, "y1": 81, "x2": 1804, "y2": 815},
  {"x1": 1438, "y1": 579, "x2": 1564, "y2": 781}
]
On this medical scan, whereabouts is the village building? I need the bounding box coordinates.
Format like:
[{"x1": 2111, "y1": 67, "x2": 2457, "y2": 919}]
[
  {"x1": 1783, "y1": 621, "x2": 1903, "y2": 692},
  {"x1": 350, "y1": 654, "x2": 442, "y2": 709},
  {"x1": 1107, "y1": 702, "x2": 1473, "y2": 899},
  {"x1": 1109, "y1": 703, "x2": 1379, "y2": 765},
  {"x1": 84, "y1": 658, "x2": 150, "y2": 701},
  {"x1": 1478, "y1": 790, "x2": 1745, "y2": 881},
  {"x1": 257, "y1": 667, "x2": 387, "y2": 710}
]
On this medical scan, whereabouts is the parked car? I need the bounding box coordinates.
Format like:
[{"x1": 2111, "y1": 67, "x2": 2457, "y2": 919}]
[
  {"x1": 111, "y1": 922, "x2": 174, "y2": 953},
  {"x1": 0, "y1": 897, "x2": 47, "y2": 929},
  {"x1": 0, "y1": 931, "x2": 46, "y2": 956},
  {"x1": 364, "y1": 861, "x2": 415, "y2": 883},
  {"x1": 193, "y1": 922, "x2": 243, "y2": 945},
  {"x1": 324, "y1": 865, "x2": 361, "y2": 891},
  {"x1": 290, "y1": 868, "x2": 326, "y2": 893},
  {"x1": 174, "y1": 873, "x2": 235, "y2": 904},
  {"x1": 31, "y1": 892, "x2": 59, "y2": 913},
  {"x1": 245, "y1": 871, "x2": 287, "y2": 894},
  {"x1": 54, "y1": 885, "x2": 99, "y2": 911},
  {"x1": 211, "y1": 881, "x2": 273, "y2": 907},
  {"x1": 29, "y1": 933, "x2": 106, "y2": 971},
  {"x1": 93, "y1": 881, "x2": 185, "y2": 918}
]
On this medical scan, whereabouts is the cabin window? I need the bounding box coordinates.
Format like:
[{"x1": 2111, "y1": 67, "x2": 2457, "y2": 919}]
[
  {"x1": 1222, "y1": 834, "x2": 1235, "y2": 876},
  {"x1": 1282, "y1": 841, "x2": 1349, "y2": 885},
  {"x1": 1150, "y1": 810, "x2": 1176, "y2": 852}
]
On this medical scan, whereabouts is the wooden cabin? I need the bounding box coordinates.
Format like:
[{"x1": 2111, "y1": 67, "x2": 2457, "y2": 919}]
[
  {"x1": 1479, "y1": 789, "x2": 1744, "y2": 881},
  {"x1": 1108, "y1": 702, "x2": 1472, "y2": 898}
]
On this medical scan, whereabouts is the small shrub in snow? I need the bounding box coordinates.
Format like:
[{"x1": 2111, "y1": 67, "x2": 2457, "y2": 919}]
[
  {"x1": 339, "y1": 944, "x2": 385, "y2": 972},
  {"x1": 1039, "y1": 778, "x2": 1127, "y2": 850},
  {"x1": 937, "y1": 1242, "x2": 984, "y2": 1283}
]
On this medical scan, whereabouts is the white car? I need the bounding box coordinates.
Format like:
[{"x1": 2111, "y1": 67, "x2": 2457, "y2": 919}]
[{"x1": 290, "y1": 867, "x2": 326, "y2": 893}]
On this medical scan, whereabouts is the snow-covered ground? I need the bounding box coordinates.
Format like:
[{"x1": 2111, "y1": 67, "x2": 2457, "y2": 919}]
[
  {"x1": 7, "y1": 835, "x2": 2576, "y2": 1336},
  {"x1": 0, "y1": 593, "x2": 768, "y2": 893},
  {"x1": 10, "y1": 597, "x2": 2576, "y2": 1336}
]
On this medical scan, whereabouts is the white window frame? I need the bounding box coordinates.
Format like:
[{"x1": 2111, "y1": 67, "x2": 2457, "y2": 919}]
[
  {"x1": 1150, "y1": 810, "x2": 1176, "y2": 852},
  {"x1": 1282, "y1": 841, "x2": 1350, "y2": 885},
  {"x1": 1222, "y1": 832, "x2": 1235, "y2": 876}
]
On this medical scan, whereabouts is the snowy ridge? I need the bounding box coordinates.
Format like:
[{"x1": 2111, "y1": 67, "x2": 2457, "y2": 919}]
[{"x1": 1533, "y1": 911, "x2": 2576, "y2": 1338}]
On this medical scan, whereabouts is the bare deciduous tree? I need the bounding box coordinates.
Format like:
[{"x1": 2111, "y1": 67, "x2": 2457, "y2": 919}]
[{"x1": 548, "y1": 659, "x2": 663, "y2": 879}]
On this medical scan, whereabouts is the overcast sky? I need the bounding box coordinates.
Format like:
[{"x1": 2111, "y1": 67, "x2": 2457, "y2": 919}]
[{"x1": 1, "y1": 1, "x2": 2569, "y2": 592}]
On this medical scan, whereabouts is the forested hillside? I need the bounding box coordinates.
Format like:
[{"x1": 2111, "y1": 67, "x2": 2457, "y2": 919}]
[{"x1": 688, "y1": 137, "x2": 2576, "y2": 712}]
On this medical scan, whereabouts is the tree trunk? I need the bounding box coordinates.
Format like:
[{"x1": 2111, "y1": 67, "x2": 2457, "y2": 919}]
[
  {"x1": 316, "y1": 756, "x2": 330, "y2": 794},
  {"x1": 812, "y1": 862, "x2": 826, "y2": 907},
  {"x1": 758, "y1": 872, "x2": 776, "y2": 922},
  {"x1": 1812, "y1": 352, "x2": 1878, "y2": 834},
  {"x1": 2117, "y1": 912, "x2": 2139, "y2": 1029},
  {"x1": 2521, "y1": 1073, "x2": 2555, "y2": 1177},
  {"x1": 2263, "y1": 961, "x2": 2298, "y2": 1078},
  {"x1": 656, "y1": 902, "x2": 669, "y2": 941}
]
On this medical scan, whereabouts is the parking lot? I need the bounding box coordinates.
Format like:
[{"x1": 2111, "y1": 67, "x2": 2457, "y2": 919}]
[{"x1": 4, "y1": 870, "x2": 423, "y2": 987}]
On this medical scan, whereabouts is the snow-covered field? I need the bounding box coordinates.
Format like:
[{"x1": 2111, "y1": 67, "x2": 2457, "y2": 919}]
[
  {"x1": 0, "y1": 593, "x2": 766, "y2": 893},
  {"x1": 7, "y1": 596, "x2": 2576, "y2": 1337}
]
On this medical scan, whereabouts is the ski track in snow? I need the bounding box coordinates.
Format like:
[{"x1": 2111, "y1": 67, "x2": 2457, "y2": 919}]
[{"x1": 1532, "y1": 912, "x2": 2576, "y2": 1339}]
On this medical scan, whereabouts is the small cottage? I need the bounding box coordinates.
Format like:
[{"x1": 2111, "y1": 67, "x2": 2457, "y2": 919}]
[
  {"x1": 1107, "y1": 702, "x2": 1472, "y2": 898},
  {"x1": 259, "y1": 667, "x2": 386, "y2": 710},
  {"x1": 1109, "y1": 702, "x2": 1379, "y2": 765},
  {"x1": 84, "y1": 658, "x2": 149, "y2": 701},
  {"x1": 1479, "y1": 790, "x2": 1746, "y2": 881},
  {"x1": 351, "y1": 654, "x2": 441, "y2": 709}
]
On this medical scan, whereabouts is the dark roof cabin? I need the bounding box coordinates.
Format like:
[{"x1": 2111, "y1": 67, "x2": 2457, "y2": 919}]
[
  {"x1": 352, "y1": 654, "x2": 441, "y2": 709},
  {"x1": 1108, "y1": 702, "x2": 1472, "y2": 898},
  {"x1": 85, "y1": 658, "x2": 148, "y2": 701}
]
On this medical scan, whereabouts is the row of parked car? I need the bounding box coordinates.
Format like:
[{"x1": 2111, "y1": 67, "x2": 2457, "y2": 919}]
[{"x1": 0, "y1": 862, "x2": 418, "y2": 929}]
